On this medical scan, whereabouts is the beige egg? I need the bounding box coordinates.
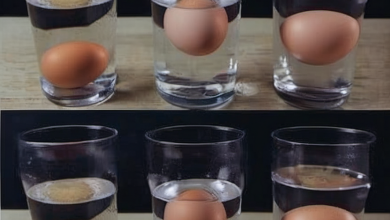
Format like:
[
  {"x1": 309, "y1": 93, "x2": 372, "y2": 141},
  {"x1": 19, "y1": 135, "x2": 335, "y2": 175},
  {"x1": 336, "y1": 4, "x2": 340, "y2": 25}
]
[
  {"x1": 45, "y1": 180, "x2": 94, "y2": 203},
  {"x1": 49, "y1": 0, "x2": 90, "y2": 8},
  {"x1": 164, "y1": 0, "x2": 228, "y2": 56},
  {"x1": 164, "y1": 189, "x2": 227, "y2": 220},
  {"x1": 280, "y1": 10, "x2": 360, "y2": 65},
  {"x1": 282, "y1": 205, "x2": 356, "y2": 220},
  {"x1": 40, "y1": 41, "x2": 109, "y2": 89}
]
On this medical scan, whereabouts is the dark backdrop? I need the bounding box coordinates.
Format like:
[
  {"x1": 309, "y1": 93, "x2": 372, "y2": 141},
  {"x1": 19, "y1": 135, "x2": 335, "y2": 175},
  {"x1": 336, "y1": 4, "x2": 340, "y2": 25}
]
[
  {"x1": 0, "y1": 0, "x2": 390, "y2": 17},
  {"x1": 1, "y1": 110, "x2": 390, "y2": 213}
]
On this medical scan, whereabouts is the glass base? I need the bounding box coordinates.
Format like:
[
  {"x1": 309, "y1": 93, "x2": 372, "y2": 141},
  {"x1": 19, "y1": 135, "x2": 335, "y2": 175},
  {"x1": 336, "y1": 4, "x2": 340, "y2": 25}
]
[
  {"x1": 157, "y1": 86, "x2": 234, "y2": 110},
  {"x1": 274, "y1": 80, "x2": 351, "y2": 110},
  {"x1": 40, "y1": 73, "x2": 117, "y2": 107}
]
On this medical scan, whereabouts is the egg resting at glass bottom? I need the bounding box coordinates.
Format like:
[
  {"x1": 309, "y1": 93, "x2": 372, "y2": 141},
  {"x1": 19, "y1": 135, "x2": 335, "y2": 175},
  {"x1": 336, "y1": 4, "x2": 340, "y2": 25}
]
[
  {"x1": 163, "y1": 6, "x2": 229, "y2": 56},
  {"x1": 40, "y1": 41, "x2": 109, "y2": 89},
  {"x1": 280, "y1": 10, "x2": 360, "y2": 66}
]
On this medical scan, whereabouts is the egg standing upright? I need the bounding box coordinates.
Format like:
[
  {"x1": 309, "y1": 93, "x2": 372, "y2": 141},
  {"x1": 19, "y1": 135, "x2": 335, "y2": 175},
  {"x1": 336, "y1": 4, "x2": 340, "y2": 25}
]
[
  {"x1": 25, "y1": 0, "x2": 117, "y2": 107},
  {"x1": 273, "y1": 0, "x2": 368, "y2": 109},
  {"x1": 151, "y1": 0, "x2": 242, "y2": 109}
]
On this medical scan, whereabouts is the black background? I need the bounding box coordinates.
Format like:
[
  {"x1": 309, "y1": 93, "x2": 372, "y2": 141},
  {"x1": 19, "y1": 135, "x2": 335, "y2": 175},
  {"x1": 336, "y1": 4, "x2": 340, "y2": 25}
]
[
  {"x1": 1, "y1": 110, "x2": 390, "y2": 213},
  {"x1": 0, "y1": 0, "x2": 390, "y2": 17}
]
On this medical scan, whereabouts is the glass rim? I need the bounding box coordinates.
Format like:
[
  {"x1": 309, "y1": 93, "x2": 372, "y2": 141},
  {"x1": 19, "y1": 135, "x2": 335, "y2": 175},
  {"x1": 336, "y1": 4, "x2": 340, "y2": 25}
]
[
  {"x1": 19, "y1": 125, "x2": 118, "y2": 147},
  {"x1": 271, "y1": 126, "x2": 376, "y2": 146},
  {"x1": 145, "y1": 125, "x2": 245, "y2": 146}
]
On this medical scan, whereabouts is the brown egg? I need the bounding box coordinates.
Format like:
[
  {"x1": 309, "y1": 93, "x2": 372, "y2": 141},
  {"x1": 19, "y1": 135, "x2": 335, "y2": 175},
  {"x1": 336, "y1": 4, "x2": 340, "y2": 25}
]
[
  {"x1": 282, "y1": 205, "x2": 356, "y2": 220},
  {"x1": 164, "y1": 0, "x2": 228, "y2": 56},
  {"x1": 177, "y1": 0, "x2": 214, "y2": 8},
  {"x1": 164, "y1": 189, "x2": 227, "y2": 220},
  {"x1": 40, "y1": 41, "x2": 109, "y2": 89},
  {"x1": 280, "y1": 10, "x2": 360, "y2": 65}
]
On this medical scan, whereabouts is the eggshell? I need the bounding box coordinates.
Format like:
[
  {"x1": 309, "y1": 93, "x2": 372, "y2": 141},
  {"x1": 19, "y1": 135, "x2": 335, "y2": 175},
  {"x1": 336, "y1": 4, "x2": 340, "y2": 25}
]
[
  {"x1": 49, "y1": 0, "x2": 90, "y2": 8},
  {"x1": 298, "y1": 172, "x2": 358, "y2": 188},
  {"x1": 282, "y1": 205, "x2": 356, "y2": 220},
  {"x1": 164, "y1": 0, "x2": 228, "y2": 56},
  {"x1": 280, "y1": 10, "x2": 360, "y2": 65},
  {"x1": 177, "y1": 189, "x2": 216, "y2": 201},
  {"x1": 164, "y1": 189, "x2": 227, "y2": 220},
  {"x1": 40, "y1": 41, "x2": 109, "y2": 89},
  {"x1": 177, "y1": 0, "x2": 215, "y2": 8},
  {"x1": 45, "y1": 179, "x2": 94, "y2": 203}
]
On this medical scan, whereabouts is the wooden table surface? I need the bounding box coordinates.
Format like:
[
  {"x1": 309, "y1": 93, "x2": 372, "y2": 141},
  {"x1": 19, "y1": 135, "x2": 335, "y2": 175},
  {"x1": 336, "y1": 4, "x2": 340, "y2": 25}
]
[
  {"x1": 1, "y1": 17, "x2": 390, "y2": 110},
  {"x1": 2, "y1": 210, "x2": 389, "y2": 220}
]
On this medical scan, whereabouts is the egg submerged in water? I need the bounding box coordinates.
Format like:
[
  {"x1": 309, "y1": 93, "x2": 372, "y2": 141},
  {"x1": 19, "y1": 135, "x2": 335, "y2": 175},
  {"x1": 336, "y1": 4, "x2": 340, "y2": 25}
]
[
  {"x1": 163, "y1": 0, "x2": 229, "y2": 56},
  {"x1": 164, "y1": 189, "x2": 227, "y2": 220},
  {"x1": 282, "y1": 205, "x2": 356, "y2": 220},
  {"x1": 40, "y1": 41, "x2": 109, "y2": 89},
  {"x1": 280, "y1": 10, "x2": 360, "y2": 65}
]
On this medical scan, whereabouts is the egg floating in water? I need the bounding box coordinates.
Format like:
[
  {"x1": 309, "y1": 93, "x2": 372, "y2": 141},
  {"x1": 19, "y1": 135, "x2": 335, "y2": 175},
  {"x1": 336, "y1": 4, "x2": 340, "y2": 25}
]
[
  {"x1": 40, "y1": 41, "x2": 109, "y2": 89},
  {"x1": 163, "y1": 0, "x2": 229, "y2": 56},
  {"x1": 48, "y1": 0, "x2": 90, "y2": 8},
  {"x1": 164, "y1": 189, "x2": 227, "y2": 220},
  {"x1": 280, "y1": 10, "x2": 360, "y2": 66},
  {"x1": 282, "y1": 205, "x2": 356, "y2": 220}
]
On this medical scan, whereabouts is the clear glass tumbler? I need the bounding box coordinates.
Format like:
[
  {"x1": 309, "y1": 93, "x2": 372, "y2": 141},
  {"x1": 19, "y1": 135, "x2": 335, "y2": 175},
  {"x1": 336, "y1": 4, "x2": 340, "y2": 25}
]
[
  {"x1": 146, "y1": 125, "x2": 245, "y2": 220},
  {"x1": 273, "y1": 0, "x2": 368, "y2": 109},
  {"x1": 151, "y1": 0, "x2": 242, "y2": 109},
  {"x1": 271, "y1": 126, "x2": 376, "y2": 220},
  {"x1": 18, "y1": 125, "x2": 118, "y2": 220},
  {"x1": 25, "y1": 0, "x2": 117, "y2": 107}
]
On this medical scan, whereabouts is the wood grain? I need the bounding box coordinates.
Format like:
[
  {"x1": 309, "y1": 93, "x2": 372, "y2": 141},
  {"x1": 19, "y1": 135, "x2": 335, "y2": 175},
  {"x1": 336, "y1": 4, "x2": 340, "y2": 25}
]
[
  {"x1": 1, "y1": 17, "x2": 390, "y2": 110},
  {"x1": 1, "y1": 210, "x2": 389, "y2": 220}
]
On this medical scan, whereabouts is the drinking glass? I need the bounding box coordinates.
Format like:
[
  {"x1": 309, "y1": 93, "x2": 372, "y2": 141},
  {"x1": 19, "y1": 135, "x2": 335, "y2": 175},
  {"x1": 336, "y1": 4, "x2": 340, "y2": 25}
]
[
  {"x1": 25, "y1": 0, "x2": 117, "y2": 107},
  {"x1": 146, "y1": 125, "x2": 245, "y2": 220},
  {"x1": 273, "y1": 0, "x2": 368, "y2": 109},
  {"x1": 271, "y1": 126, "x2": 376, "y2": 220},
  {"x1": 19, "y1": 125, "x2": 118, "y2": 220},
  {"x1": 151, "y1": 0, "x2": 242, "y2": 109}
]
